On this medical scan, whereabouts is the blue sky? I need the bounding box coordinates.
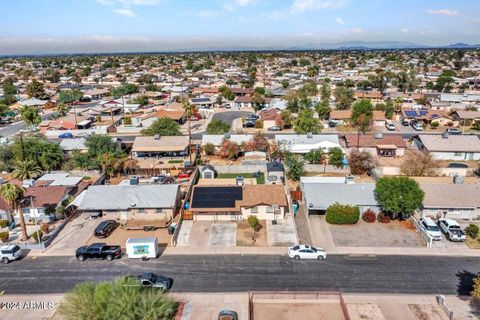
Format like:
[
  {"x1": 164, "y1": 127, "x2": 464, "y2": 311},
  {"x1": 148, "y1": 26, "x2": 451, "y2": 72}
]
[{"x1": 1, "y1": 0, "x2": 479, "y2": 54}]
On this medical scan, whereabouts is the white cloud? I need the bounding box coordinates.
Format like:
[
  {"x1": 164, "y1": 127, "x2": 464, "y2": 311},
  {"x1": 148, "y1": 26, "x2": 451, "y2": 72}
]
[
  {"x1": 224, "y1": 0, "x2": 256, "y2": 12},
  {"x1": 113, "y1": 8, "x2": 136, "y2": 17},
  {"x1": 428, "y1": 9, "x2": 459, "y2": 16},
  {"x1": 400, "y1": 28, "x2": 409, "y2": 33},
  {"x1": 335, "y1": 17, "x2": 346, "y2": 25},
  {"x1": 342, "y1": 27, "x2": 364, "y2": 34},
  {"x1": 291, "y1": 0, "x2": 346, "y2": 13},
  {"x1": 417, "y1": 30, "x2": 437, "y2": 35}
]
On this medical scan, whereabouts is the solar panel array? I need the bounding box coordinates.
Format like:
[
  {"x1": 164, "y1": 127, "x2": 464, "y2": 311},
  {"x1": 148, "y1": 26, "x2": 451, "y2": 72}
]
[{"x1": 191, "y1": 186, "x2": 243, "y2": 208}]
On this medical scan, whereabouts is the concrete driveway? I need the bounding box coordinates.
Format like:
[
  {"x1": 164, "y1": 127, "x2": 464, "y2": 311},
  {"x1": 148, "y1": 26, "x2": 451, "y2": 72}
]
[
  {"x1": 43, "y1": 214, "x2": 101, "y2": 255},
  {"x1": 212, "y1": 111, "x2": 252, "y2": 126},
  {"x1": 209, "y1": 223, "x2": 237, "y2": 246},
  {"x1": 266, "y1": 214, "x2": 298, "y2": 246}
]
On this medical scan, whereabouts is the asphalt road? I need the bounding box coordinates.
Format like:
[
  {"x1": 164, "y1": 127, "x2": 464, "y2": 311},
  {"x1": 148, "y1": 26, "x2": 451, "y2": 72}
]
[
  {"x1": 0, "y1": 255, "x2": 478, "y2": 295},
  {"x1": 212, "y1": 111, "x2": 252, "y2": 126},
  {"x1": 0, "y1": 112, "x2": 58, "y2": 138}
]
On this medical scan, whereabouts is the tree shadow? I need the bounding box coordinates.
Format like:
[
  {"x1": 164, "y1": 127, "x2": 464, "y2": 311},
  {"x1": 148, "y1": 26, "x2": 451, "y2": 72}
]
[{"x1": 456, "y1": 269, "x2": 476, "y2": 296}]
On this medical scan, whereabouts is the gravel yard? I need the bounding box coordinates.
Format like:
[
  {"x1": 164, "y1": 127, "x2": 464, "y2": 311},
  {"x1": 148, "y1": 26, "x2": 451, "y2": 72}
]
[{"x1": 329, "y1": 220, "x2": 424, "y2": 248}]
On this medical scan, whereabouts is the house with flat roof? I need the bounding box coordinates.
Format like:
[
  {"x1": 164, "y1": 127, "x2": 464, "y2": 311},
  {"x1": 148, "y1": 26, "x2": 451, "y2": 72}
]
[
  {"x1": 132, "y1": 136, "x2": 189, "y2": 158},
  {"x1": 275, "y1": 134, "x2": 342, "y2": 154},
  {"x1": 77, "y1": 184, "x2": 181, "y2": 221},
  {"x1": 301, "y1": 182, "x2": 380, "y2": 215},
  {"x1": 415, "y1": 134, "x2": 480, "y2": 161},
  {"x1": 420, "y1": 183, "x2": 480, "y2": 221},
  {"x1": 188, "y1": 184, "x2": 288, "y2": 221},
  {"x1": 344, "y1": 133, "x2": 407, "y2": 157}
]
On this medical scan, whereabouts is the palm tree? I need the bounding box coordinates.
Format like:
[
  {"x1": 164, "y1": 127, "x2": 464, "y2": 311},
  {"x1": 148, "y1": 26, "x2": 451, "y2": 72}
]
[
  {"x1": 182, "y1": 101, "x2": 196, "y2": 164},
  {"x1": 56, "y1": 102, "x2": 68, "y2": 117},
  {"x1": 12, "y1": 159, "x2": 41, "y2": 180},
  {"x1": 0, "y1": 183, "x2": 27, "y2": 241}
]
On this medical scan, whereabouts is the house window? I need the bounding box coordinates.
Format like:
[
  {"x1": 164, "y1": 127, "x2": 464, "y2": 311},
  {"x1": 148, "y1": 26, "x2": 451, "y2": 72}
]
[
  {"x1": 251, "y1": 207, "x2": 259, "y2": 214},
  {"x1": 266, "y1": 206, "x2": 274, "y2": 213},
  {"x1": 454, "y1": 152, "x2": 462, "y2": 156},
  {"x1": 138, "y1": 208, "x2": 145, "y2": 214},
  {"x1": 156, "y1": 208, "x2": 163, "y2": 214}
]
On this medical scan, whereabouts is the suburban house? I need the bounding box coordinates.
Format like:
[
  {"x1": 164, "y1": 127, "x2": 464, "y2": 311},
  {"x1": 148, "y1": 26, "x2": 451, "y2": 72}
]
[
  {"x1": 77, "y1": 184, "x2": 181, "y2": 221},
  {"x1": 452, "y1": 110, "x2": 480, "y2": 124},
  {"x1": 131, "y1": 136, "x2": 189, "y2": 158},
  {"x1": 60, "y1": 138, "x2": 88, "y2": 155},
  {"x1": 329, "y1": 110, "x2": 386, "y2": 127},
  {"x1": 266, "y1": 162, "x2": 285, "y2": 184},
  {"x1": 188, "y1": 184, "x2": 288, "y2": 221},
  {"x1": 258, "y1": 108, "x2": 279, "y2": 129},
  {"x1": 420, "y1": 183, "x2": 480, "y2": 221},
  {"x1": 344, "y1": 133, "x2": 407, "y2": 157},
  {"x1": 401, "y1": 109, "x2": 455, "y2": 126},
  {"x1": 415, "y1": 134, "x2": 480, "y2": 161},
  {"x1": 83, "y1": 89, "x2": 110, "y2": 100},
  {"x1": 275, "y1": 134, "x2": 342, "y2": 154},
  {"x1": 190, "y1": 97, "x2": 215, "y2": 108},
  {"x1": 235, "y1": 96, "x2": 254, "y2": 109},
  {"x1": 301, "y1": 181, "x2": 380, "y2": 215},
  {"x1": 354, "y1": 91, "x2": 383, "y2": 103}
]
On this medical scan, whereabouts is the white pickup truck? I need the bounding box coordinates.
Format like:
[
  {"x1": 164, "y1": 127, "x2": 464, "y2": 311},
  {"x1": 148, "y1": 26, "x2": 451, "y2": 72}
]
[{"x1": 438, "y1": 218, "x2": 466, "y2": 242}]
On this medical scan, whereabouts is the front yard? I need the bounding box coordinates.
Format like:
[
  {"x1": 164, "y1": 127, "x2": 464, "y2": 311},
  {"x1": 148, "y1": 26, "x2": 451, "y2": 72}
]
[
  {"x1": 329, "y1": 219, "x2": 424, "y2": 247},
  {"x1": 237, "y1": 220, "x2": 267, "y2": 246}
]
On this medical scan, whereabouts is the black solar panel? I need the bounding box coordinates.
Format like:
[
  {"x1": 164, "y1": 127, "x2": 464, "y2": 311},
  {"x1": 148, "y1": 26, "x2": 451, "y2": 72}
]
[{"x1": 191, "y1": 187, "x2": 242, "y2": 208}]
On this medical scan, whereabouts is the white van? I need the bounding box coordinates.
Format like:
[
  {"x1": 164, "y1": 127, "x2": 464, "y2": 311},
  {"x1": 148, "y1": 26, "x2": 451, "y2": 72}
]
[
  {"x1": 385, "y1": 120, "x2": 395, "y2": 131},
  {"x1": 420, "y1": 217, "x2": 442, "y2": 241},
  {"x1": 125, "y1": 237, "x2": 159, "y2": 259}
]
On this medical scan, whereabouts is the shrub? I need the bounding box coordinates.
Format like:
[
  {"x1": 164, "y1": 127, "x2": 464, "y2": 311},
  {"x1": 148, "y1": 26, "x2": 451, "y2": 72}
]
[
  {"x1": 40, "y1": 223, "x2": 50, "y2": 234},
  {"x1": 32, "y1": 230, "x2": 43, "y2": 243},
  {"x1": 377, "y1": 213, "x2": 391, "y2": 223},
  {"x1": 123, "y1": 117, "x2": 132, "y2": 125},
  {"x1": 465, "y1": 224, "x2": 479, "y2": 239},
  {"x1": 0, "y1": 219, "x2": 9, "y2": 228},
  {"x1": 247, "y1": 215, "x2": 262, "y2": 232},
  {"x1": 326, "y1": 203, "x2": 360, "y2": 224},
  {"x1": 0, "y1": 231, "x2": 9, "y2": 242},
  {"x1": 254, "y1": 120, "x2": 263, "y2": 129},
  {"x1": 55, "y1": 206, "x2": 66, "y2": 220},
  {"x1": 362, "y1": 209, "x2": 376, "y2": 223},
  {"x1": 204, "y1": 143, "x2": 215, "y2": 155}
]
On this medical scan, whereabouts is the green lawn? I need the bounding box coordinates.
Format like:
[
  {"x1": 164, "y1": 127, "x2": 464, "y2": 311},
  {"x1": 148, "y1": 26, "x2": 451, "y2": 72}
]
[
  {"x1": 217, "y1": 172, "x2": 265, "y2": 184},
  {"x1": 168, "y1": 160, "x2": 184, "y2": 164}
]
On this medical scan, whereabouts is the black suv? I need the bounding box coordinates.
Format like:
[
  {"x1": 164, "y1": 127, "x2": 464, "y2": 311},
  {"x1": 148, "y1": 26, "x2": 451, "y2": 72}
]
[{"x1": 94, "y1": 220, "x2": 118, "y2": 238}]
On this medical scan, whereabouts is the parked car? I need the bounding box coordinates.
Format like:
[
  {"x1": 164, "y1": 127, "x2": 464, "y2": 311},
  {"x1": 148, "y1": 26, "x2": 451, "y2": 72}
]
[
  {"x1": 419, "y1": 217, "x2": 442, "y2": 241},
  {"x1": 243, "y1": 120, "x2": 256, "y2": 128},
  {"x1": 58, "y1": 132, "x2": 74, "y2": 139},
  {"x1": 0, "y1": 245, "x2": 23, "y2": 264},
  {"x1": 288, "y1": 244, "x2": 326, "y2": 260},
  {"x1": 94, "y1": 220, "x2": 118, "y2": 238},
  {"x1": 127, "y1": 272, "x2": 172, "y2": 290},
  {"x1": 218, "y1": 310, "x2": 239, "y2": 320},
  {"x1": 75, "y1": 243, "x2": 122, "y2": 261},
  {"x1": 385, "y1": 120, "x2": 396, "y2": 131},
  {"x1": 400, "y1": 119, "x2": 409, "y2": 126},
  {"x1": 445, "y1": 128, "x2": 461, "y2": 135},
  {"x1": 411, "y1": 121, "x2": 424, "y2": 131},
  {"x1": 246, "y1": 114, "x2": 259, "y2": 120},
  {"x1": 438, "y1": 218, "x2": 466, "y2": 242},
  {"x1": 328, "y1": 120, "x2": 338, "y2": 128},
  {"x1": 268, "y1": 126, "x2": 282, "y2": 131}
]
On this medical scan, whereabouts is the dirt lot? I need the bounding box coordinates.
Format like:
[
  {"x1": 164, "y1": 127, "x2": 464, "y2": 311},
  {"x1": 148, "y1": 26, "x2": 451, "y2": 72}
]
[
  {"x1": 409, "y1": 304, "x2": 448, "y2": 320},
  {"x1": 347, "y1": 303, "x2": 386, "y2": 320},
  {"x1": 329, "y1": 219, "x2": 424, "y2": 248},
  {"x1": 253, "y1": 303, "x2": 344, "y2": 320},
  {"x1": 237, "y1": 221, "x2": 267, "y2": 246},
  {"x1": 86, "y1": 224, "x2": 171, "y2": 252}
]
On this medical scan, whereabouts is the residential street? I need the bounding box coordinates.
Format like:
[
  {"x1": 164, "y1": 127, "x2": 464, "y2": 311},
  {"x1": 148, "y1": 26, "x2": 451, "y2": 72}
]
[
  {"x1": 0, "y1": 254, "x2": 478, "y2": 295},
  {"x1": 0, "y1": 112, "x2": 57, "y2": 138}
]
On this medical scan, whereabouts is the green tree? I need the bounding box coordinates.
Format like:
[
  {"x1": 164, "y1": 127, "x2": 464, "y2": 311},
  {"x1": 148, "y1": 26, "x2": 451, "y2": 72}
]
[
  {"x1": 284, "y1": 154, "x2": 305, "y2": 181},
  {"x1": 247, "y1": 215, "x2": 262, "y2": 241},
  {"x1": 58, "y1": 89, "x2": 83, "y2": 104},
  {"x1": 3, "y1": 77, "x2": 17, "y2": 95},
  {"x1": 375, "y1": 177, "x2": 424, "y2": 220},
  {"x1": 59, "y1": 277, "x2": 178, "y2": 320},
  {"x1": 281, "y1": 80, "x2": 289, "y2": 89},
  {"x1": 219, "y1": 86, "x2": 235, "y2": 101},
  {"x1": 133, "y1": 95, "x2": 149, "y2": 106},
  {"x1": 12, "y1": 136, "x2": 64, "y2": 171},
  {"x1": 320, "y1": 82, "x2": 331, "y2": 102},
  {"x1": 206, "y1": 119, "x2": 230, "y2": 134},
  {"x1": 279, "y1": 110, "x2": 293, "y2": 128},
  {"x1": 12, "y1": 159, "x2": 41, "y2": 180},
  {"x1": 294, "y1": 109, "x2": 321, "y2": 134},
  {"x1": 26, "y1": 79, "x2": 47, "y2": 99},
  {"x1": 329, "y1": 147, "x2": 344, "y2": 168},
  {"x1": 348, "y1": 150, "x2": 377, "y2": 175},
  {"x1": 0, "y1": 104, "x2": 9, "y2": 117},
  {"x1": 304, "y1": 148, "x2": 326, "y2": 164},
  {"x1": 56, "y1": 103, "x2": 68, "y2": 117},
  {"x1": 316, "y1": 100, "x2": 331, "y2": 120},
  {"x1": 0, "y1": 145, "x2": 14, "y2": 172},
  {"x1": 334, "y1": 86, "x2": 354, "y2": 110},
  {"x1": 141, "y1": 117, "x2": 182, "y2": 136},
  {"x1": 20, "y1": 106, "x2": 41, "y2": 125},
  {"x1": 0, "y1": 183, "x2": 27, "y2": 241},
  {"x1": 204, "y1": 143, "x2": 215, "y2": 155}
]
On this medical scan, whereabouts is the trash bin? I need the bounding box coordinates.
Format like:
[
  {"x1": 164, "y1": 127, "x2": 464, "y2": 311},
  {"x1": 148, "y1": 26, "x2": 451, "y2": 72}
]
[{"x1": 167, "y1": 226, "x2": 175, "y2": 235}]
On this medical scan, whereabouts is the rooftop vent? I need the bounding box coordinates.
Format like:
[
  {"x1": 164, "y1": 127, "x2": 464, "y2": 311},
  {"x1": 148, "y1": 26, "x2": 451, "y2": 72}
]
[
  {"x1": 374, "y1": 133, "x2": 383, "y2": 139},
  {"x1": 224, "y1": 133, "x2": 231, "y2": 139},
  {"x1": 453, "y1": 174, "x2": 464, "y2": 184},
  {"x1": 154, "y1": 134, "x2": 161, "y2": 140},
  {"x1": 307, "y1": 132, "x2": 313, "y2": 138}
]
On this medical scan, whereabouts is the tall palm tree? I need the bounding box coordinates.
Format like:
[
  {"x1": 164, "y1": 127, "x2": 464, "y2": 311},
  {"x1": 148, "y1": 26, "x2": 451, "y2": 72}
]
[
  {"x1": 182, "y1": 101, "x2": 196, "y2": 164},
  {"x1": 0, "y1": 183, "x2": 27, "y2": 241},
  {"x1": 12, "y1": 159, "x2": 41, "y2": 180}
]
